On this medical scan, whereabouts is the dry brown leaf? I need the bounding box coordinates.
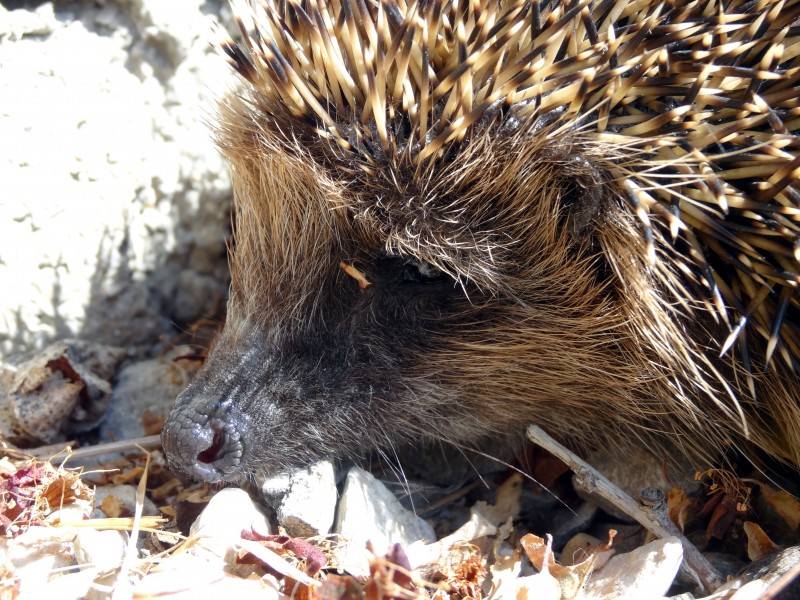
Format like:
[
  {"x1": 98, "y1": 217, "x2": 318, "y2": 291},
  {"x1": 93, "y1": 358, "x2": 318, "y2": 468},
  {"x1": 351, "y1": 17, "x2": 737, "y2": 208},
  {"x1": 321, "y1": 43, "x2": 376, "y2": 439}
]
[
  {"x1": 100, "y1": 494, "x2": 125, "y2": 518},
  {"x1": 149, "y1": 477, "x2": 182, "y2": 502},
  {"x1": 522, "y1": 531, "x2": 608, "y2": 578},
  {"x1": 561, "y1": 533, "x2": 615, "y2": 571},
  {"x1": 364, "y1": 543, "x2": 424, "y2": 600},
  {"x1": 315, "y1": 574, "x2": 364, "y2": 600},
  {"x1": 760, "y1": 484, "x2": 800, "y2": 531},
  {"x1": 706, "y1": 494, "x2": 745, "y2": 540},
  {"x1": 521, "y1": 530, "x2": 617, "y2": 599},
  {"x1": 0, "y1": 460, "x2": 93, "y2": 536},
  {"x1": 520, "y1": 533, "x2": 557, "y2": 574},
  {"x1": 742, "y1": 521, "x2": 779, "y2": 561},
  {"x1": 667, "y1": 486, "x2": 693, "y2": 532},
  {"x1": 443, "y1": 544, "x2": 485, "y2": 598},
  {"x1": 112, "y1": 466, "x2": 144, "y2": 485},
  {"x1": 515, "y1": 446, "x2": 570, "y2": 488},
  {"x1": 516, "y1": 533, "x2": 562, "y2": 600}
]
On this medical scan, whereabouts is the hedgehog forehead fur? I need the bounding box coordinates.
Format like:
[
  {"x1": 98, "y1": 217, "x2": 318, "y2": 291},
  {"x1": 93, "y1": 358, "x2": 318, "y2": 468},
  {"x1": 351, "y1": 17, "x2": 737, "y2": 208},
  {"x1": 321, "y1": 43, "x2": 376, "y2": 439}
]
[
  {"x1": 220, "y1": 0, "x2": 800, "y2": 364},
  {"x1": 160, "y1": 0, "x2": 800, "y2": 483}
]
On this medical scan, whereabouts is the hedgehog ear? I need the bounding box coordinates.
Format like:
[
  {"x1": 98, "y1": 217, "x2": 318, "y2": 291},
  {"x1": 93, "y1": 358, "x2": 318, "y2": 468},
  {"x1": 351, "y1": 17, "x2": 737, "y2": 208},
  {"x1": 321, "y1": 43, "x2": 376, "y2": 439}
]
[
  {"x1": 561, "y1": 158, "x2": 607, "y2": 242},
  {"x1": 565, "y1": 181, "x2": 604, "y2": 240}
]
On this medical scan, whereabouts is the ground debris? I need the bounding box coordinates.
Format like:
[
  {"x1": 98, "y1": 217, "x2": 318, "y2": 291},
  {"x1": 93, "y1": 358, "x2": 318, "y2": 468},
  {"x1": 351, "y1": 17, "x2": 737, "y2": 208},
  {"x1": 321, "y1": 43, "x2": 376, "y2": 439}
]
[
  {"x1": 0, "y1": 457, "x2": 92, "y2": 537},
  {"x1": 0, "y1": 435, "x2": 798, "y2": 600}
]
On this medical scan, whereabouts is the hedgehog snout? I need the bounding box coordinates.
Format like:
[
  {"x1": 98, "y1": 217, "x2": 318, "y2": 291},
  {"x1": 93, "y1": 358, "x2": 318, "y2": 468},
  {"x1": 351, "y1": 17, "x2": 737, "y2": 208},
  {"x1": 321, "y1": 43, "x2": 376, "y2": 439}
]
[{"x1": 161, "y1": 393, "x2": 248, "y2": 483}]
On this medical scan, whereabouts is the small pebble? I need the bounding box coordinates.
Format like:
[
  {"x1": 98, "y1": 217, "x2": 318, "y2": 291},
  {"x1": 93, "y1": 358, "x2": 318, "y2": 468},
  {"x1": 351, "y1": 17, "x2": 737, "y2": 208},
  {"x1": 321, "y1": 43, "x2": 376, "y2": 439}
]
[
  {"x1": 275, "y1": 461, "x2": 337, "y2": 537},
  {"x1": 333, "y1": 467, "x2": 436, "y2": 578},
  {"x1": 189, "y1": 487, "x2": 272, "y2": 563},
  {"x1": 582, "y1": 536, "x2": 683, "y2": 599}
]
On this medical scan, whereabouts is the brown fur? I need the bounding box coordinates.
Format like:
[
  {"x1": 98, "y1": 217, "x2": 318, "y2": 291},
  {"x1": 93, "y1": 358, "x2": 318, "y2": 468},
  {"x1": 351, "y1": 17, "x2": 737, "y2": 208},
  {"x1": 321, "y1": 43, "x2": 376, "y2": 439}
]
[{"x1": 162, "y1": 0, "x2": 800, "y2": 483}]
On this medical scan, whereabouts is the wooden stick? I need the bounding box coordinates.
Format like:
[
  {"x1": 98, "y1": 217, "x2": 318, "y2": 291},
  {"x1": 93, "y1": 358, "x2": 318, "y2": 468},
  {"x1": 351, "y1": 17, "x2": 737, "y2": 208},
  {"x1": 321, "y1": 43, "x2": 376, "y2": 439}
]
[{"x1": 527, "y1": 425, "x2": 723, "y2": 593}]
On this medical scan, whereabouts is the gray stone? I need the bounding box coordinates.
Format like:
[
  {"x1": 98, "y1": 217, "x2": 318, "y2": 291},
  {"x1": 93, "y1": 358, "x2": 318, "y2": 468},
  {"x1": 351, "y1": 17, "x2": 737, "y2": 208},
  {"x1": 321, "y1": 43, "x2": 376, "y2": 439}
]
[
  {"x1": 92, "y1": 484, "x2": 159, "y2": 519},
  {"x1": 275, "y1": 461, "x2": 337, "y2": 538},
  {"x1": 3, "y1": 526, "x2": 78, "y2": 597},
  {"x1": 189, "y1": 488, "x2": 272, "y2": 563},
  {"x1": 74, "y1": 528, "x2": 127, "y2": 574},
  {"x1": 100, "y1": 346, "x2": 201, "y2": 442},
  {"x1": 4, "y1": 340, "x2": 125, "y2": 444},
  {"x1": 257, "y1": 470, "x2": 292, "y2": 508},
  {"x1": 333, "y1": 467, "x2": 436, "y2": 578},
  {"x1": 0, "y1": 0, "x2": 234, "y2": 359},
  {"x1": 583, "y1": 536, "x2": 683, "y2": 599}
]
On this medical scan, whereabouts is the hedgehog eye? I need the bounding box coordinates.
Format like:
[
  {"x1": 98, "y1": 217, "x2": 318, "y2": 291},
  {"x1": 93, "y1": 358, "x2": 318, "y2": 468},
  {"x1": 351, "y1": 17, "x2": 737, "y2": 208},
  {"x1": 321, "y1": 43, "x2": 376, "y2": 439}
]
[{"x1": 401, "y1": 258, "x2": 446, "y2": 283}]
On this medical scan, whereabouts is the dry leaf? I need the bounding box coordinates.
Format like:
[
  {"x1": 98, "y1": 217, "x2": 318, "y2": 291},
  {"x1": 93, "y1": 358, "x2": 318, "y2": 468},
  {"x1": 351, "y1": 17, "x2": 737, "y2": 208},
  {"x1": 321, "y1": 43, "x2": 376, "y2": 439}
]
[
  {"x1": 315, "y1": 574, "x2": 364, "y2": 600},
  {"x1": 112, "y1": 466, "x2": 145, "y2": 485},
  {"x1": 100, "y1": 494, "x2": 125, "y2": 518},
  {"x1": 667, "y1": 486, "x2": 693, "y2": 532},
  {"x1": 561, "y1": 533, "x2": 615, "y2": 571},
  {"x1": 707, "y1": 494, "x2": 744, "y2": 540},
  {"x1": 149, "y1": 477, "x2": 182, "y2": 502},
  {"x1": 364, "y1": 543, "x2": 423, "y2": 600},
  {"x1": 0, "y1": 461, "x2": 93, "y2": 536},
  {"x1": 444, "y1": 544, "x2": 485, "y2": 598},
  {"x1": 520, "y1": 533, "x2": 557, "y2": 574},
  {"x1": 742, "y1": 521, "x2": 779, "y2": 561},
  {"x1": 516, "y1": 533, "x2": 562, "y2": 600},
  {"x1": 238, "y1": 531, "x2": 327, "y2": 577},
  {"x1": 521, "y1": 530, "x2": 617, "y2": 599},
  {"x1": 760, "y1": 484, "x2": 800, "y2": 531}
]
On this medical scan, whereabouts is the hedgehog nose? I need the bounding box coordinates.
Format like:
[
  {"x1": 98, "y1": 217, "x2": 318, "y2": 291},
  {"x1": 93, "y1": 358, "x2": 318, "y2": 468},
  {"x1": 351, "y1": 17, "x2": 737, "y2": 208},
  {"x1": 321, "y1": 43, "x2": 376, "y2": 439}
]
[{"x1": 161, "y1": 401, "x2": 246, "y2": 483}]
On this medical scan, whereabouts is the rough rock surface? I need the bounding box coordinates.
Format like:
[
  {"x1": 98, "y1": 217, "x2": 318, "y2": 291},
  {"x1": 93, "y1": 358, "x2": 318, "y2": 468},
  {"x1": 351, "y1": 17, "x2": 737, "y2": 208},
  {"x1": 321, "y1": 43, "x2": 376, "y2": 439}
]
[
  {"x1": 4, "y1": 339, "x2": 126, "y2": 444},
  {"x1": 271, "y1": 461, "x2": 338, "y2": 538},
  {"x1": 334, "y1": 467, "x2": 437, "y2": 578},
  {"x1": 99, "y1": 346, "x2": 201, "y2": 442},
  {"x1": 0, "y1": 0, "x2": 233, "y2": 359}
]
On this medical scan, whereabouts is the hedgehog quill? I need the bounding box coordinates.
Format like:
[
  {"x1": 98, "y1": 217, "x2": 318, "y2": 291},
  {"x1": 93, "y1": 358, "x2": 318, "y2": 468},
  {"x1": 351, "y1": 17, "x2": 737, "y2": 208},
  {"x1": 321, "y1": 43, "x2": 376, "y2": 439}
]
[{"x1": 161, "y1": 0, "x2": 800, "y2": 483}]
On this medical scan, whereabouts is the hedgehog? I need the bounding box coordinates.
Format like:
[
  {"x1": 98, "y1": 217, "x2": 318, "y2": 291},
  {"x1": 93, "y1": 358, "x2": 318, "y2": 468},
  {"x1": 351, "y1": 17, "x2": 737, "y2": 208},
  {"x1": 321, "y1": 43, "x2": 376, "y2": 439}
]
[{"x1": 161, "y1": 0, "x2": 800, "y2": 484}]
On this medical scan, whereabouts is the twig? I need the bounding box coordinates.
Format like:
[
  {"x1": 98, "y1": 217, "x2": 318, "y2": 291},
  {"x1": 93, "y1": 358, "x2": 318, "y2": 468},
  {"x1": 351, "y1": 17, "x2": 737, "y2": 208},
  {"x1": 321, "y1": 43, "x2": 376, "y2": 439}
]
[
  {"x1": 757, "y1": 550, "x2": 800, "y2": 600},
  {"x1": 526, "y1": 425, "x2": 723, "y2": 593},
  {"x1": 1, "y1": 435, "x2": 162, "y2": 464}
]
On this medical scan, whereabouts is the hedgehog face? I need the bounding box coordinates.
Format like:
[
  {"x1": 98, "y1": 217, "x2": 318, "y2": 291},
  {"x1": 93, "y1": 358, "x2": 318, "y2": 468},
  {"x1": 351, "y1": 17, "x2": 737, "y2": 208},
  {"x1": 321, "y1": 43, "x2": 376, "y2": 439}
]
[
  {"x1": 162, "y1": 0, "x2": 800, "y2": 482},
  {"x1": 160, "y1": 117, "x2": 649, "y2": 483}
]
